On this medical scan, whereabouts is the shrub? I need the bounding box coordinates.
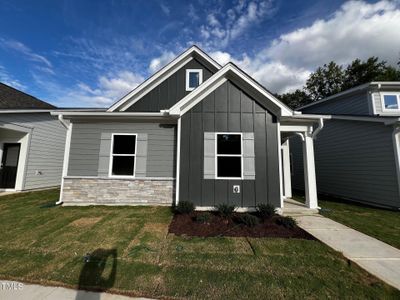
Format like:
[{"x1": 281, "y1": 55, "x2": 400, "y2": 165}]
[
  {"x1": 239, "y1": 213, "x2": 259, "y2": 227},
  {"x1": 256, "y1": 204, "x2": 275, "y2": 219},
  {"x1": 175, "y1": 201, "x2": 195, "y2": 214},
  {"x1": 215, "y1": 204, "x2": 236, "y2": 218},
  {"x1": 275, "y1": 216, "x2": 297, "y2": 229},
  {"x1": 196, "y1": 212, "x2": 212, "y2": 223}
]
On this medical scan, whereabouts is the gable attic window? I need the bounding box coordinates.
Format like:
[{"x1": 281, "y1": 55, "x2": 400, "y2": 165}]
[
  {"x1": 109, "y1": 134, "x2": 137, "y2": 177},
  {"x1": 382, "y1": 93, "x2": 400, "y2": 110},
  {"x1": 216, "y1": 133, "x2": 243, "y2": 179},
  {"x1": 186, "y1": 69, "x2": 203, "y2": 91}
]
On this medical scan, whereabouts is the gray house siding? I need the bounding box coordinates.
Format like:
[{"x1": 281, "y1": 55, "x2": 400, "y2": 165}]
[
  {"x1": 291, "y1": 119, "x2": 400, "y2": 208},
  {"x1": 68, "y1": 121, "x2": 176, "y2": 178},
  {"x1": 126, "y1": 58, "x2": 215, "y2": 112},
  {"x1": 179, "y1": 80, "x2": 280, "y2": 207},
  {"x1": 0, "y1": 113, "x2": 66, "y2": 190},
  {"x1": 303, "y1": 91, "x2": 370, "y2": 116}
]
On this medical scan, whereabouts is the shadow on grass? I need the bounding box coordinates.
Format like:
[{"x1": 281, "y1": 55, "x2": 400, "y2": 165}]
[{"x1": 76, "y1": 248, "x2": 117, "y2": 300}]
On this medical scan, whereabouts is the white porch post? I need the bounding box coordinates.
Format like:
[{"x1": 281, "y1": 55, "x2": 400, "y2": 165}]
[
  {"x1": 282, "y1": 139, "x2": 292, "y2": 198},
  {"x1": 302, "y1": 133, "x2": 318, "y2": 209}
]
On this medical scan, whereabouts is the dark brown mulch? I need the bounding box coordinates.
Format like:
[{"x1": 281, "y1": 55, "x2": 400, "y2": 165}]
[{"x1": 169, "y1": 212, "x2": 315, "y2": 240}]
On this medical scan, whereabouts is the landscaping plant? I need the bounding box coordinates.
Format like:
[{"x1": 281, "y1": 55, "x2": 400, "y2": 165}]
[
  {"x1": 175, "y1": 201, "x2": 195, "y2": 214},
  {"x1": 196, "y1": 212, "x2": 212, "y2": 224},
  {"x1": 256, "y1": 203, "x2": 275, "y2": 219},
  {"x1": 276, "y1": 216, "x2": 297, "y2": 229},
  {"x1": 238, "y1": 213, "x2": 259, "y2": 227},
  {"x1": 215, "y1": 203, "x2": 236, "y2": 218}
]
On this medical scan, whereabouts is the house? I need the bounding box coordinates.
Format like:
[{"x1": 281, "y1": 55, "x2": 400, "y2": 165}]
[
  {"x1": 52, "y1": 46, "x2": 328, "y2": 210},
  {"x1": 292, "y1": 82, "x2": 400, "y2": 209},
  {"x1": 0, "y1": 83, "x2": 66, "y2": 191}
]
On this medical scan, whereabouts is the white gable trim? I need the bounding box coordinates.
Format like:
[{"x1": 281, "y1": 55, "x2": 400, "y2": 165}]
[
  {"x1": 168, "y1": 64, "x2": 293, "y2": 117},
  {"x1": 108, "y1": 46, "x2": 221, "y2": 112}
]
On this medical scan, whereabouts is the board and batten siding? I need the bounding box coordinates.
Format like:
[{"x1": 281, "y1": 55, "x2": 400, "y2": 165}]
[
  {"x1": 0, "y1": 113, "x2": 66, "y2": 190},
  {"x1": 303, "y1": 91, "x2": 370, "y2": 116},
  {"x1": 179, "y1": 80, "x2": 280, "y2": 207},
  {"x1": 291, "y1": 119, "x2": 400, "y2": 208},
  {"x1": 68, "y1": 121, "x2": 176, "y2": 178},
  {"x1": 125, "y1": 58, "x2": 215, "y2": 112}
]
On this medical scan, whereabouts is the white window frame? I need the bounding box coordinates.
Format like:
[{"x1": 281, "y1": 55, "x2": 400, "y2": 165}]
[
  {"x1": 381, "y1": 92, "x2": 400, "y2": 112},
  {"x1": 108, "y1": 133, "x2": 137, "y2": 178},
  {"x1": 215, "y1": 132, "x2": 243, "y2": 180},
  {"x1": 185, "y1": 69, "x2": 203, "y2": 91}
]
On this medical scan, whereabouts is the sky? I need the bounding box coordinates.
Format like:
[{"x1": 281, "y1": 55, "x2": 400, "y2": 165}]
[{"x1": 0, "y1": 0, "x2": 400, "y2": 108}]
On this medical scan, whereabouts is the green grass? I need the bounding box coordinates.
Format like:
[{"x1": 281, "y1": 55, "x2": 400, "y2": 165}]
[
  {"x1": 294, "y1": 193, "x2": 400, "y2": 249},
  {"x1": 0, "y1": 189, "x2": 398, "y2": 299}
]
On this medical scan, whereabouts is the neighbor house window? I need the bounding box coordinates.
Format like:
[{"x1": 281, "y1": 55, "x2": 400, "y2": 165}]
[
  {"x1": 185, "y1": 69, "x2": 203, "y2": 91},
  {"x1": 109, "y1": 134, "x2": 137, "y2": 177},
  {"x1": 383, "y1": 94, "x2": 400, "y2": 110},
  {"x1": 216, "y1": 133, "x2": 242, "y2": 179}
]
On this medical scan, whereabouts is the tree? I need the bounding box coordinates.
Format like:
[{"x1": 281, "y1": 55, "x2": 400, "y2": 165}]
[
  {"x1": 305, "y1": 61, "x2": 344, "y2": 101},
  {"x1": 279, "y1": 89, "x2": 310, "y2": 109}
]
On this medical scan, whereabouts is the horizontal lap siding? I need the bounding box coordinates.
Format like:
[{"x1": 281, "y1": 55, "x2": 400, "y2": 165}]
[
  {"x1": 303, "y1": 91, "x2": 370, "y2": 115},
  {"x1": 179, "y1": 80, "x2": 280, "y2": 207},
  {"x1": 292, "y1": 120, "x2": 400, "y2": 207},
  {"x1": 0, "y1": 113, "x2": 66, "y2": 189},
  {"x1": 126, "y1": 58, "x2": 214, "y2": 112},
  {"x1": 68, "y1": 121, "x2": 176, "y2": 178}
]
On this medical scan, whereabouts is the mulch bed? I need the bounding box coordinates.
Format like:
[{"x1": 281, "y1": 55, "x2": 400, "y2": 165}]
[{"x1": 169, "y1": 212, "x2": 315, "y2": 240}]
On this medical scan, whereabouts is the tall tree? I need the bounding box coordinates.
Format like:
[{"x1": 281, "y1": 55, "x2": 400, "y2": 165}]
[
  {"x1": 278, "y1": 89, "x2": 309, "y2": 109},
  {"x1": 305, "y1": 62, "x2": 344, "y2": 101}
]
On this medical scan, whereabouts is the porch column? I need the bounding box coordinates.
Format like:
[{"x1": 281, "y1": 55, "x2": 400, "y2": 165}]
[
  {"x1": 302, "y1": 133, "x2": 318, "y2": 209},
  {"x1": 282, "y1": 139, "x2": 292, "y2": 198}
]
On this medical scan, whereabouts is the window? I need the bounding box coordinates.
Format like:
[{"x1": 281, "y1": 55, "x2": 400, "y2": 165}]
[
  {"x1": 383, "y1": 94, "x2": 400, "y2": 110},
  {"x1": 109, "y1": 134, "x2": 137, "y2": 177},
  {"x1": 185, "y1": 69, "x2": 203, "y2": 91},
  {"x1": 216, "y1": 133, "x2": 242, "y2": 179}
]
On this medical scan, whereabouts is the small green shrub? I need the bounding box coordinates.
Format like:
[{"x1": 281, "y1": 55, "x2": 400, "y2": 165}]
[
  {"x1": 215, "y1": 204, "x2": 236, "y2": 218},
  {"x1": 176, "y1": 201, "x2": 195, "y2": 214},
  {"x1": 239, "y1": 213, "x2": 259, "y2": 227},
  {"x1": 256, "y1": 204, "x2": 275, "y2": 219},
  {"x1": 276, "y1": 216, "x2": 297, "y2": 229},
  {"x1": 196, "y1": 212, "x2": 212, "y2": 223}
]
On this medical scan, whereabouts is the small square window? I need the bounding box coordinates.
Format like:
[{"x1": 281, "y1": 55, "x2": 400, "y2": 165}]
[
  {"x1": 383, "y1": 95, "x2": 399, "y2": 110},
  {"x1": 186, "y1": 69, "x2": 203, "y2": 91}
]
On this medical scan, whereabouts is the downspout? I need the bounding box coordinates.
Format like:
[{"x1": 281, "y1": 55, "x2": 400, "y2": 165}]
[
  {"x1": 58, "y1": 114, "x2": 69, "y2": 129},
  {"x1": 392, "y1": 124, "x2": 400, "y2": 207},
  {"x1": 56, "y1": 114, "x2": 69, "y2": 205},
  {"x1": 312, "y1": 118, "x2": 324, "y2": 139}
]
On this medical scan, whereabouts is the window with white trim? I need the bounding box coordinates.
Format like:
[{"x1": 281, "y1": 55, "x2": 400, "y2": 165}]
[
  {"x1": 383, "y1": 93, "x2": 400, "y2": 110},
  {"x1": 216, "y1": 133, "x2": 242, "y2": 179},
  {"x1": 185, "y1": 69, "x2": 203, "y2": 91},
  {"x1": 109, "y1": 134, "x2": 137, "y2": 177}
]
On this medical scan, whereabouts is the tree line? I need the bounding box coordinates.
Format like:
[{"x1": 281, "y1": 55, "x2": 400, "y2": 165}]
[{"x1": 278, "y1": 57, "x2": 400, "y2": 109}]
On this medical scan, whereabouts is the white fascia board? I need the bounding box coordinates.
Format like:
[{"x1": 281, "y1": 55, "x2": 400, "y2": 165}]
[
  {"x1": 284, "y1": 114, "x2": 331, "y2": 120},
  {"x1": 108, "y1": 46, "x2": 221, "y2": 112},
  {"x1": 51, "y1": 111, "x2": 177, "y2": 121},
  {"x1": 169, "y1": 64, "x2": 293, "y2": 117},
  {"x1": 0, "y1": 109, "x2": 54, "y2": 114}
]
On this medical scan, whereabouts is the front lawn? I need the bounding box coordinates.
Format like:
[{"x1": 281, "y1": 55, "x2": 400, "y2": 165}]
[
  {"x1": 0, "y1": 189, "x2": 398, "y2": 299},
  {"x1": 294, "y1": 193, "x2": 400, "y2": 249}
]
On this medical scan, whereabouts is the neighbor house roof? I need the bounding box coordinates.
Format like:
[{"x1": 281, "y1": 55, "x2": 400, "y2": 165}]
[{"x1": 0, "y1": 82, "x2": 56, "y2": 109}]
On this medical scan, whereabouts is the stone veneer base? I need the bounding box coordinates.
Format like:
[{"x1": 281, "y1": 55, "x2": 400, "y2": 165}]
[{"x1": 62, "y1": 177, "x2": 175, "y2": 206}]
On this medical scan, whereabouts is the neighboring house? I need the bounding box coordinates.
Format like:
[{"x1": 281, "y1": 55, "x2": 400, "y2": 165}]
[
  {"x1": 0, "y1": 83, "x2": 66, "y2": 191},
  {"x1": 53, "y1": 46, "x2": 328, "y2": 210},
  {"x1": 292, "y1": 82, "x2": 400, "y2": 209}
]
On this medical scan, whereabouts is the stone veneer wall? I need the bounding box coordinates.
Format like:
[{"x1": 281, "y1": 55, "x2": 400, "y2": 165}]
[{"x1": 62, "y1": 177, "x2": 175, "y2": 205}]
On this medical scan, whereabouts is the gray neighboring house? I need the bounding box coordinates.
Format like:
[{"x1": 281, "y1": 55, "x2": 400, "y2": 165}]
[
  {"x1": 53, "y1": 46, "x2": 328, "y2": 210},
  {"x1": 292, "y1": 82, "x2": 400, "y2": 209},
  {"x1": 0, "y1": 83, "x2": 66, "y2": 191}
]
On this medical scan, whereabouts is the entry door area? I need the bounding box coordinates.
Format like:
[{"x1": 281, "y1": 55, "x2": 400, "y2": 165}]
[{"x1": 0, "y1": 143, "x2": 21, "y2": 189}]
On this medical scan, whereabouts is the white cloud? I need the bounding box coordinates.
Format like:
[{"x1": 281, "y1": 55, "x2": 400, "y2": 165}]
[
  {"x1": 148, "y1": 51, "x2": 176, "y2": 73},
  {"x1": 0, "y1": 65, "x2": 26, "y2": 90},
  {"x1": 160, "y1": 3, "x2": 170, "y2": 16}
]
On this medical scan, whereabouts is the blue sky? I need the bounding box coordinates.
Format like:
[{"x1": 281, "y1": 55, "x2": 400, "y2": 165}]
[{"x1": 0, "y1": 0, "x2": 399, "y2": 107}]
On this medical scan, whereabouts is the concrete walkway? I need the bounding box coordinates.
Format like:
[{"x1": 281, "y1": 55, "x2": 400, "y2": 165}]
[
  {"x1": 293, "y1": 214, "x2": 400, "y2": 290},
  {"x1": 0, "y1": 281, "x2": 151, "y2": 300}
]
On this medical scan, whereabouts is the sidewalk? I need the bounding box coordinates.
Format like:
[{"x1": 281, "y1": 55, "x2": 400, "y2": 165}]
[
  {"x1": 293, "y1": 214, "x2": 400, "y2": 290},
  {"x1": 0, "y1": 281, "x2": 151, "y2": 300}
]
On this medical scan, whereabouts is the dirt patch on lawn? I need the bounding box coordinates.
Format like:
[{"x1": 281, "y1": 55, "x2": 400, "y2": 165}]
[
  {"x1": 70, "y1": 217, "x2": 102, "y2": 227},
  {"x1": 169, "y1": 212, "x2": 314, "y2": 240}
]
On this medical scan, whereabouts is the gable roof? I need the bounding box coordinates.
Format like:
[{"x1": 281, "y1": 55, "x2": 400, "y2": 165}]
[
  {"x1": 108, "y1": 45, "x2": 221, "y2": 112},
  {"x1": 168, "y1": 63, "x2": 293, "y2": 117},
  {"x1": 0, "y1": 82, "x2": 56, "y2": 109}
]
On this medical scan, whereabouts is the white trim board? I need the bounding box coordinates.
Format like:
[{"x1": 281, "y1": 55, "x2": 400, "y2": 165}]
[{"x1": 108, "y1": 46, "x2": 221, "y2": 112}]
